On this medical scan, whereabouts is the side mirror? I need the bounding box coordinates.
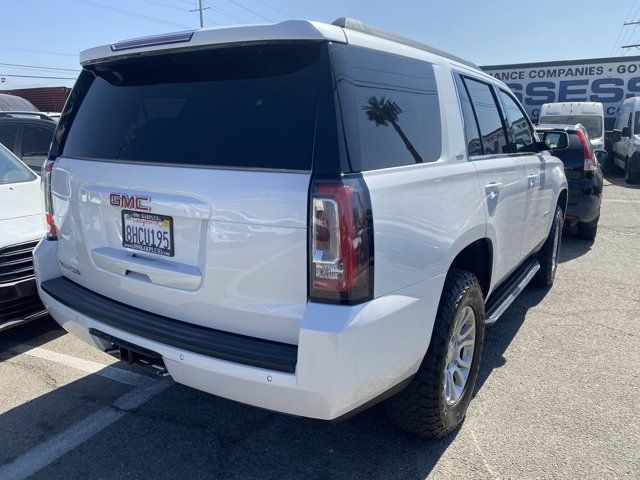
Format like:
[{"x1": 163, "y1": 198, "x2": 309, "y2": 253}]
[
  {"x1": 622, "y1": 126, "x2": 631, "y2": 138},
  {"x1": 535, "y1": 140, "x2": 548, "y2": 152},
  {"x1": 611, "y1": 129, "x2": 622, "y2": 143},
  {"x1": 595, "y1": 149, "x2": 608, "y2": 164}
]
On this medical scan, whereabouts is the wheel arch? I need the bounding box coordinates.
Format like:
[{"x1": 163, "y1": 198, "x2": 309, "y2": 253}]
[
  {"x1": 448, "y1": 237, "x2": 493, "y2": 298},
  {"x1": 558, "y1": 188, "x2": 568, "y2": 215}
]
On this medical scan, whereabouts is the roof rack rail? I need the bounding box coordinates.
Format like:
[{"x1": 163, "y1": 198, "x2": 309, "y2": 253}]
[
  {"x1": 331, "y1": 17, "x2": 479, "y2": 69},
  {"x1": 0, "y1": 111, "x2": 54, "y2": 121}
]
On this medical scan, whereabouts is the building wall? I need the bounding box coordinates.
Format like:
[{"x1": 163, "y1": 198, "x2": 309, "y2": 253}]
[{"x1": 0, "y1": 86, "x2": 71, "y2": 113}]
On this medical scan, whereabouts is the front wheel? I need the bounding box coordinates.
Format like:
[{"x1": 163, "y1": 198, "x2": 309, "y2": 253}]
[
  {"x1": 384, "y1": 269, "x2": 485, "y2": 438},
  {"x1": 532, "y1": 204, "x2": 564, "y2": 287}
]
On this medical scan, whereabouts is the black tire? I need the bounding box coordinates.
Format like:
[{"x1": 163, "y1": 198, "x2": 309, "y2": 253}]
[
  {"x1": 384, "y1": 269, "x2": 485, "y2": 438},
  {"x1": 532, "y1": 204, "x2": 564, "y2": 287},
  {"x1": 578, "y1": 215, "x2": 599, "y2": 241},
  {"x1": 625, "y1": 159, "x2": 640, "y2": 184}
]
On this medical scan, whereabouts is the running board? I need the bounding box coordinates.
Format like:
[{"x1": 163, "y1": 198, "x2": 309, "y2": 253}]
[{"x1": 484, "y1": 258, "x2": 540, "y2": 325}]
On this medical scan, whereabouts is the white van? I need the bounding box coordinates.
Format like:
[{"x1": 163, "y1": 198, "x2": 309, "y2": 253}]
[
  {"x1": 539, "y1": 102, "x2": 605, "y2": 151},
  {"x1": 612, "y1": 96, "x2": 640, "y2": 183}
]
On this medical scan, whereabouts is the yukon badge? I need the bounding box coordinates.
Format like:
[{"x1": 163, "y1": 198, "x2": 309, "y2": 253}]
[{"x1": 109, "y1": 193, "x2": 151, "y2": 211}]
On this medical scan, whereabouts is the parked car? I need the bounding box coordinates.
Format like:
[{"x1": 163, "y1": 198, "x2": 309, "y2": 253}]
[
  {"x1": 538, "y1": 102, "x2": 607, "y2": 168},
  {"x1": 536, "y1": 124, "x2": 604, "y2": 240},
  {"x1": 0, "y1": 111, "x2": 57, "y2": 173},
  {"x1": 34, "y1": 18, "x2": 568, "y2": 438},
  {"x1": 612, "y1": 96, "x2": 640, "y2": 183},
  {"x1": 0, "y1": 143, "x2": 47, "y2": 332}
]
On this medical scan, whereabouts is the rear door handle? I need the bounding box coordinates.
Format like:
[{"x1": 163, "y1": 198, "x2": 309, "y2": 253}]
[
  {"x1": 485, "y1": 182, "x2": 504, "y2": 195},
  {"x1": 527, "y1": 173, "x2": 539, "y2": 188}
]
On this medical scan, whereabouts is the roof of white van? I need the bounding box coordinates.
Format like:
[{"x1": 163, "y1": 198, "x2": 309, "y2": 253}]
[
  {"x1": 621, "y1": 96, "x2": 640, "y2": 107},
  {"x1": 79, "y1": 18, "x2": 489, "y2": 79},
  {"x1": 540, "y1": 102, "x2": 604, "y2": 116}
]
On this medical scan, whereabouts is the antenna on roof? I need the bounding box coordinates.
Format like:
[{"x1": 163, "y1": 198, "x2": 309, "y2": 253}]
[{"x1": 331, "y1": 17, "x2": 478, "y2": 69}]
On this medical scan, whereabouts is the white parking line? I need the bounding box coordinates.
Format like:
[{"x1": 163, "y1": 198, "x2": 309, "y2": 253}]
[
  {"x1": 7, "y1": 344, "x2": 153, "y2": 387},
  {"x1": 602, "y1": 198, "x2": 640, "y2": 204},
  {"x1": 0, "y1": 380, "x2": 171, "y2": 480}
]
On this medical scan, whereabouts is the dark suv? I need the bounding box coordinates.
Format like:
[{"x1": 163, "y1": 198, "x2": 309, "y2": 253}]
[
  {"x1": 0, "y1": 112, "x2": 57, "y2": 173},
  {"x1": 537, "y1": 124, "x2": 604, "y2": 240}
]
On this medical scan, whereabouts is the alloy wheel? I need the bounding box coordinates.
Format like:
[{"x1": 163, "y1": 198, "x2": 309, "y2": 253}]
[{"x1": 444, "y1": 305, "x2": 476, "y2": 406}]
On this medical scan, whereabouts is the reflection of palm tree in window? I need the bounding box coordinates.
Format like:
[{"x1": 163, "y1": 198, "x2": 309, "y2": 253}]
[{"x1": 363, "y1": 96, "x2": 423, "y2": 163}]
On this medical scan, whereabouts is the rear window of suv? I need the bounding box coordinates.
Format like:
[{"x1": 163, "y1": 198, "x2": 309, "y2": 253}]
[{"x1": 60, "y1": 43, "x2": 325, "y2": 170}]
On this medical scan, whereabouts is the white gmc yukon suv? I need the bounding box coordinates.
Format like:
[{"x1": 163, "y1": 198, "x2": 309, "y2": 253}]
[{"x1": 34, "y1": 18, "x2": 568, "y2": 437}]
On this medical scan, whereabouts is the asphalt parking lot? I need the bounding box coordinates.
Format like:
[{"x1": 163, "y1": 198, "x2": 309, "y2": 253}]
[{"x1": 1, "y1": 174, "x2": 639, "y2": 480}]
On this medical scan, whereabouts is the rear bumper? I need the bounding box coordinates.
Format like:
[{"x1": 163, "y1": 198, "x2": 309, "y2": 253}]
[
  {"x1": 565, "y1": 176, "x2": 602, "y2": 225},
  {"x1": 34, "y1": 238, "x2": 442, "y2": 420}
]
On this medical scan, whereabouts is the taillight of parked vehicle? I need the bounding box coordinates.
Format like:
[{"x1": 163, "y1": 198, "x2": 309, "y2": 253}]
[
  {"x1": 309, "y1": 177, "x2": 374, "y2": 304},
  {"x1": 43, "y1": 158, "x2": 58, "y2": 240},
  {"x1": 575, "y1": 129, "x2": 598, "y2": 172}
]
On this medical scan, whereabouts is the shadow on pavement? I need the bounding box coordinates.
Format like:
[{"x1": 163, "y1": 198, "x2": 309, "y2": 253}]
[
  {"x1": 0, "y1": 364, "x2": 460, "y2": 480},
  {"x1": 558, "y1": 236, "x2": 594, "y2": 264},
  {"x1": 475, "y1": 285, "x2": 550, "y2": 394},
  {"x1": 0, "y1": 315, "x2": 64, "y2": 359},
  {"x1": 603, "y1": 172, "x2": 640, "y2": 188}
]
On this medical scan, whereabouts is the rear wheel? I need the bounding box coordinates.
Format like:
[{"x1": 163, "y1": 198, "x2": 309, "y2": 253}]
[
  {"x1": 625, "y1": 159, "x2": 640, "y2": 184},
  {"x1": 578, "y1": 215, "x2": 599, "y2": 241},
  {"x1": 384, "y1": 269, "x2": 484, "y2": 438},
  {"x1": 532, "y1": 204, "x2": 564, "y2": 287}
]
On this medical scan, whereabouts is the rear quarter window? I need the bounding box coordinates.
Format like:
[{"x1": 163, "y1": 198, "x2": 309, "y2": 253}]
[
  {"x1": 346, "y1": 46, "x2": 442, "y2": 171},
  {"x1": 59, "y1": 43, "x2": 326, "y2": 171}
]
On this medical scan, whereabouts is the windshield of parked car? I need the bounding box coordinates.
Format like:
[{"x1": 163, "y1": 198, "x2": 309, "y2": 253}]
[
  {"x1": 0, "y1": 143, "x2": 36, "y2": 185},
  {"x1": 539, "y1": 115, "x2": 603, "y2": 140}
]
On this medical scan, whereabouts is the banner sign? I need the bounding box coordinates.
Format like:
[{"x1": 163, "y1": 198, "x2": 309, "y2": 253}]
[{"x1": 482, "y1": 56, "x2": 640, "y2": 129}]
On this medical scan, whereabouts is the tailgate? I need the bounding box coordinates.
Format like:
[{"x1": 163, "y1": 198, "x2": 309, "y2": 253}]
[{"x1": 52, "y1": 159, "x2": 309, "y2": 344}]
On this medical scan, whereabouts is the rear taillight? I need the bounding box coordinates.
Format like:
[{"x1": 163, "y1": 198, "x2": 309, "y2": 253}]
[
  {"x1": 309, "y1": 177, "x2": 374, "y2": 304},
  {"x1": 43, "y1": 158, "x2": 58, "y2": 240},
  {"x1": 575, "y1": 129, "x2": 598, "y2": 172}
]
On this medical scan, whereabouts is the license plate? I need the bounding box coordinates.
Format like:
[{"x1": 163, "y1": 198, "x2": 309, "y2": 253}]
[{"x1": 122, "y1": 210, "x2": 174, "y2": 257}]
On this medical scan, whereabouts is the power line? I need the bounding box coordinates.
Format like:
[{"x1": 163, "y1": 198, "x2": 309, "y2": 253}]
[
  {"x1": 618, "y1": 1, "x2": 640, "y2": 56},
  {"x1": 0, "y1": 46, "x2": 75, "y2": 57},
  {"x1": 0, "y1": 62, "x2": 79, "y2": 72},
  {"x1": 611, "y1": 0, "x2": 638, "y2": 55},
  {"x1": 72, "y1": 0, "x2": 192, "y2": 29},
  {"x1": 140, "y1": 0, "x2": 191, "y2": 12},
  {"x1": 224, "y1": 0, "x2": 274, "y2": 22},
  {"x1": 254, "y1": 0, "x2": 293, "y2": 19},
  {"x1": 0, "y1": 73, "x2": 78, "y2": 80},
  {"x1": 203, "y1": 1, "x2": 249, "y2": 23},
  {"x1": 190, "y1": 0, "x2": 210, "y2": 27}
]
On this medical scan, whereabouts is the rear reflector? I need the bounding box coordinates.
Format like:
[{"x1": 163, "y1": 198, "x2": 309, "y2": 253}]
[
  {"x1": 111, "y1": 31, "x2": 194, "y2": 52},
  {"x1": 309, "y1": 177, "x2": 374, "y2": 305}
]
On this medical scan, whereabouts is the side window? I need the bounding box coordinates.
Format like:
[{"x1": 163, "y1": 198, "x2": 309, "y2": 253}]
[
  {"x1": 454, "y1": 75, "x2": 482, "y2": 156},
  {"x1": 349, "y1": 46, "x2": 442, "y2": 170},
  {"x1": 21, "y1": 124, "x2": 53, "y2": 172},
  {"x1": 543, "y1": 132, "x2": 568, "y2": 150},
  {"x1": 615, "y1": 110, "x2": 628, "y2": 130},
  {"x1": 635, "y1": 112, "x2": 640, "y2": 135},
  {"x1": 628, "y1": 113, "x2": 633, "y2": 128},
  {"x1": 0, "y1": 124, "x2": 19, "y2": 154},
  {"x1": 463, "y1": 77, "x2": 508, "y2": 155},
  {"x1": 498, "y1": 89, "x2": 535, "y2": 152}
]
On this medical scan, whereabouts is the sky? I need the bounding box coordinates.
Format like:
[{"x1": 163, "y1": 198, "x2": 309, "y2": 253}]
[{"x1": 1, "y1": 0, "x2": 640, "y2": 90}]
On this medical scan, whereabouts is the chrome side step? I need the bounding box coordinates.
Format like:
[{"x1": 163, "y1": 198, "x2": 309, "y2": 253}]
[{"x1": 484, "y1": 259, "x2": 540, "y2": 325}]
